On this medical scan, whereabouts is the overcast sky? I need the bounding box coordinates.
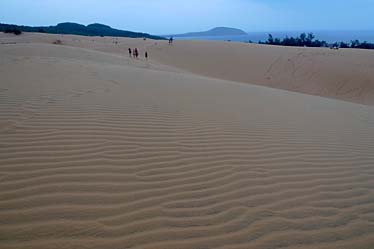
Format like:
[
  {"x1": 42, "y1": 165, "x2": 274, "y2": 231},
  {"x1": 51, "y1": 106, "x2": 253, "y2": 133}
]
[{"x1": 1, "y1": 0, "x2": 374, "y2": 34}]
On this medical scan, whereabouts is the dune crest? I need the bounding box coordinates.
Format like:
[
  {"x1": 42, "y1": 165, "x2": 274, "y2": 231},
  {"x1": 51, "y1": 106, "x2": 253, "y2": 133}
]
[{"x1": 2, "y1": 32, "x2": 374, "y2": 105}]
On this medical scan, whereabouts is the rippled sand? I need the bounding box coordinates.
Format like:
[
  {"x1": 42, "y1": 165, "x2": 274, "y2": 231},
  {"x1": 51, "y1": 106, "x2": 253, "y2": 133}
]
[{"x1": 1, "y1": 33, "x2": 374, "y2": 249}]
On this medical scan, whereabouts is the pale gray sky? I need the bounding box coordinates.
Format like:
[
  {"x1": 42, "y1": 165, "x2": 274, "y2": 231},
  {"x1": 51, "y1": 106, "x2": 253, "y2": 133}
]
[{"x1": 1, "y1": 0, "x2": 374, "y2": 34}]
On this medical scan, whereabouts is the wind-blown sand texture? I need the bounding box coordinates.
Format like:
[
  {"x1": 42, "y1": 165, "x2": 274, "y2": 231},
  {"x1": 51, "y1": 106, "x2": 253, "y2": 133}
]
[{"x1": 1, "y1": 33, "x2": 374, "y2": 249}]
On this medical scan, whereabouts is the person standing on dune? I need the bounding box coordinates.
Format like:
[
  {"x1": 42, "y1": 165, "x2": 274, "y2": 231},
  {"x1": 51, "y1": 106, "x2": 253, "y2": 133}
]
[
  {"x1": 145, "y1": 51, "x2": 148, "y2": 60},
  {"x1": 134, "y1": 48, "x2": 139, "y2": 59},
  {"x1": 128, "y1": 48, "x2": 132, "y2": 57}
]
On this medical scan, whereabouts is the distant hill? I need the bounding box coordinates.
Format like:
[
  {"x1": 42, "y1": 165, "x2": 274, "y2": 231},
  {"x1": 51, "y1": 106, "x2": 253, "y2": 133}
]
[
  {"x1": 172, "y1": 27, "x2": 247, "y2": 37},
  {"x1": 0, "y1": 22, "x2": 166, "y2": 40}
]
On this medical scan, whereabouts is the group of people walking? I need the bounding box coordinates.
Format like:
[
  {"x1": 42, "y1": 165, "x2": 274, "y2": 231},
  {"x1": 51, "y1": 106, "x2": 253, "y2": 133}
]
[
  {"x1": 128, "y1": 48, "x2": 148, "y2": 59},
  {"x1": 128, "y1": 37, "x2": 175, "y2": 59}
]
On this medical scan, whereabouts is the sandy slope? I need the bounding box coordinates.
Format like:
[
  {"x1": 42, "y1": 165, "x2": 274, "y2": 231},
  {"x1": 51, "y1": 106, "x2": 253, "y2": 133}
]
[
  {"x1": 1, "y1": 35, "x2": 374, "y2": 249},
  {"x1": 2, "y1": 32, "x2": 374, "y2": 105},
  {"x1": 150, "y1": 40, "x2": 374, "y2": 106}
]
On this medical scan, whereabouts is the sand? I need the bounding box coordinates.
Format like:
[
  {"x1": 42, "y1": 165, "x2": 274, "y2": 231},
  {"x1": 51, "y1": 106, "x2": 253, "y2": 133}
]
[
  {"x1": 0, "y1": 33, "x2": 374, "y2": 249},
  {"x1": 2, "y1": 32, "x2": 374, "y2": 105}
]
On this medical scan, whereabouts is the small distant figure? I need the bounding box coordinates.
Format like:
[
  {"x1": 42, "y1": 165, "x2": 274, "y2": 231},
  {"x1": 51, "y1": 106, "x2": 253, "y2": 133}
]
[
  {"x1": 169, "y1": 36, "x2": 173, "y2": 45},
  {"x1": 128, "y1": 48, "x2": 132, "y2": 57},
  {"x1": 53, "y1": 39, "x2": 63, "y2": 45},
  {"x1": 145, "y1": 51, "x2": 148, "y2": 60},
  {"x1": 134, "y1": 48, "x2": 139, "y2": 58}
]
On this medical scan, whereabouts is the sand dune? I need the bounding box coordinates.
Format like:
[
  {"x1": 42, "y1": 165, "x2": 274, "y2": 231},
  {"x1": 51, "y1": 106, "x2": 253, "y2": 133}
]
[
  {"x1": 150, "y1": 40, "x2": 374, "y2": 106},
  {"x1": 1, "y1": 34, "x2": 374, "y2": 249},
  {"x1": 2, "y1": 32, "x2": 374, "y2": 105}
]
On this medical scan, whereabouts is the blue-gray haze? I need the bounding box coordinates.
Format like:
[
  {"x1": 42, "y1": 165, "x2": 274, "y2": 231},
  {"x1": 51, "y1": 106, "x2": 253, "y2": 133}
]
[{"x1": 1, "y1": 0, "x2": 373, "y2": 35}]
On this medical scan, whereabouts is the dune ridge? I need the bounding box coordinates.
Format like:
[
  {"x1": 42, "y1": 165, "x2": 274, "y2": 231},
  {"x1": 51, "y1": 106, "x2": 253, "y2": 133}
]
[
  {"x1": 1, "y1": 35, "x2": 374, "y2": 249},
  {"x1": 2, "y1": 32, "x2": 374, "y2": 105}
]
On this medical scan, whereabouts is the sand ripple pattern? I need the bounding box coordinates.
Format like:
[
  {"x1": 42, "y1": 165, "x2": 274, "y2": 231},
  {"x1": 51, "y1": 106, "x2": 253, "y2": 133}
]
[{"x1": 1, "y1": 43, "x2": 374, "y2": 249}]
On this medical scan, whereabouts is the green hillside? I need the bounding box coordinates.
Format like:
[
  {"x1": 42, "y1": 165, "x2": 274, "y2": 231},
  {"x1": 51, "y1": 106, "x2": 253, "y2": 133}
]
[{"x1": 0, "y1": 22, "x2": 166, "y2": 40}]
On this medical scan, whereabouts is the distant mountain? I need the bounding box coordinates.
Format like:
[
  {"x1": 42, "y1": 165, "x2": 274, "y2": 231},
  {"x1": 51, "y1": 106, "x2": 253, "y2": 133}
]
[
  {"x1": 0, "y1": 22, "x2": 166, "y2": 40},
  {"x1": 172, "y1": 27, "x2": 247, "y2": 37}
]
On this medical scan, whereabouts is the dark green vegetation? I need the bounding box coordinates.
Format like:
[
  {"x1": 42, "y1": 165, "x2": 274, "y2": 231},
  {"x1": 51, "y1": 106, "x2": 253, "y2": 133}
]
[
  {"x1": 0, "y1": 22, "x2": 166, "y2": 40},
  {"x1": 3, "y1": 27, "x2": 22, "y2": 35},
  {"x1": 261, "y1": 33, "x2": 374, "y2": 50},
  {"x1": 331, "y1": 40, "x2": 374, "y2": 50},
  {"x1": 262, "y1": 33, "x2": 327, "y2": 47}
]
